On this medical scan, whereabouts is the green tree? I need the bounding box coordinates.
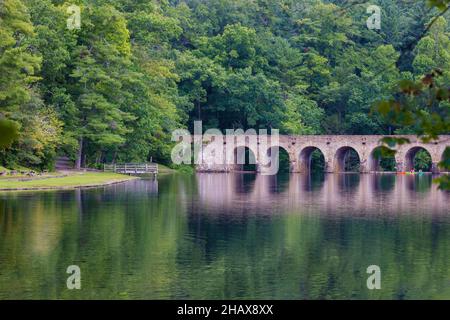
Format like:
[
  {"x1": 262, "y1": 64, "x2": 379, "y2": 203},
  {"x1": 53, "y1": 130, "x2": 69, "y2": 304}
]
[
  {"x1": 375, "y1": 2, "x2": 450, "y2": 189},
  {"x1": 0, "y1": 0, "x2": 62, "y2": 169},
  {"x1": 0, "y1": 0, "x2": 40, "y2": 116},
  {"x1": 282, "y1": 94, "x2": 324, "y2": 134},
  {"x1": 68, "y1": 5, "x2": 136, "y2": 168}
]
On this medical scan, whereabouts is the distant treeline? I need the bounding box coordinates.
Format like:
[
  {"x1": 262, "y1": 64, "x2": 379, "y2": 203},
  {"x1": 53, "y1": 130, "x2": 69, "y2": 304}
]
[{"x1": 0, "y1": 0, "x2": 449, "y2": 169}]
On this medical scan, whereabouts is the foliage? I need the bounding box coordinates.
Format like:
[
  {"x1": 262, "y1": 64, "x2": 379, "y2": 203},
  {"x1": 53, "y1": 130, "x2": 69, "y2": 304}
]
[
  {"x1": 0, "y1": 0, "x2": 48, "y2": 167},
  {"x1": 0, "y1": 119, "x2": 19, "y2": 148},
  {"x1": 373, "y1": 0, "x2": 450, "y2": 188},
  {"x1": 414, "y1": 149, "x2": 433, "y2": 171},
  {"x1": 0, "y1": 0, "x2": 448, "y2": 176}
]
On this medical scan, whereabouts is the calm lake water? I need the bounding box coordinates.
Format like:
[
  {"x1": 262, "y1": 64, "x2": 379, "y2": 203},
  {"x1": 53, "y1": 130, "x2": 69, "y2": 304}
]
[{"x1": 0, "y1": 173, "x2": 449, "y2": 299}]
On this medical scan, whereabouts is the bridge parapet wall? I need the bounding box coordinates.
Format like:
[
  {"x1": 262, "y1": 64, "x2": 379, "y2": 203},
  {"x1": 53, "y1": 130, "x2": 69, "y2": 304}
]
[{"x1": 189, "y1": 135, "x2": 450, "y2": 173}]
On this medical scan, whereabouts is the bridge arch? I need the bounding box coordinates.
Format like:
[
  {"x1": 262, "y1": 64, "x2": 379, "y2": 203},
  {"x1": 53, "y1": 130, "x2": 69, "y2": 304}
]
[
  {"x1": 334, "y1": 146, "x2": 361, "y2": 172},
  {"x1": 233, "y1": 146, "x2": 257, "y2": 172},
  {"x1": 298, "y1": 146, "x2": 326, "y2": 173},
  {"x1": 231, "y1": 135, "x2": 259, "y2": 158},
  {"x1": 404, "y1": 146, "x2": 432, "y2": 172},
  {"x1": 265, "y1": 145, "x2": 291, "y2": 173},
  {"x1": 369, "y1": 146, "x2": 396, "y2": 172}
]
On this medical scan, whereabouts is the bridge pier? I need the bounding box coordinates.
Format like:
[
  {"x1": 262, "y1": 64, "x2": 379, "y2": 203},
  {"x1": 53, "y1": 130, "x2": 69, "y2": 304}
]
[
  {"x1": 432, "y1": 153, "x2": 442, "y2": 174},
  {"x1": 289, "y1": 159, "x2": 301, "y2": 173},
  {"x1": 395, "y1": 161, "x2": 405, "y2": 173},
  {"x1": 324, "y1": 159, "x2": 333, "y2": 173},
  {"x1": 359, "y1": 160, "x2": 369, "y2": 174},
  {"x1": 432, "y1": 162, "x2": 440, "y2": 174}
]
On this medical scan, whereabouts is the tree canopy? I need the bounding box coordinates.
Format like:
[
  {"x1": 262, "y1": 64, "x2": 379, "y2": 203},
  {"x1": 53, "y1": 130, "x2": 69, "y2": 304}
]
[{"x1": 0, "y1": 0, "x2": 448, "y2": 176}]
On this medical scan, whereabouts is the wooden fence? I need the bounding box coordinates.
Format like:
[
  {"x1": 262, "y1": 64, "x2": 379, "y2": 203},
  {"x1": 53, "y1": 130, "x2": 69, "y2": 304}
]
[{"x1": 103, "y1": 163, "x2": 158, "y2": 176}]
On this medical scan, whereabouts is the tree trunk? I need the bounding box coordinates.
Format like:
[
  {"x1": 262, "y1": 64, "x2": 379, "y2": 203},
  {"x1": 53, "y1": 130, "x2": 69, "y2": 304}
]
[{"x1": 75, "y1": 137, "x2": 83, "y2": 170}]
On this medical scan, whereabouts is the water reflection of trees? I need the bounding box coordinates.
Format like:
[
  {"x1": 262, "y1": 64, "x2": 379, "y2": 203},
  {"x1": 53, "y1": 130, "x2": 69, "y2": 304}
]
[
  {"x1": 0, "y1": 174, "x2": 449, "y2": 299},
  {"x1": 193, "y1": 173, "x2": 447, "y2": 217},
  {"x1": 178, "y1": 212, "x2": 450, "y2": 299},
  {"x1": 0, "y1": 179, "x2": 180, "y2": 299},
  {"x1": 370, "y1": 174, "x2": 396, "y2": 192}
]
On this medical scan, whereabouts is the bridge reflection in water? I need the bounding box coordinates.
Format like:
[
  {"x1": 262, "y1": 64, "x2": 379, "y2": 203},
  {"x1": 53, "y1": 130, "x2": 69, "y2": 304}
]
[
  {"x1": 193, "y1": 173, "x2": 449, "y2": 217},
  {"x1": 1, "y1": 172, "x2": 449, "y2": 299}
]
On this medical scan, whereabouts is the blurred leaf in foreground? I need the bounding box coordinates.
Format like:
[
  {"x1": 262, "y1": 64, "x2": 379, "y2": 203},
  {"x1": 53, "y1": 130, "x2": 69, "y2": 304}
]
[{"x1": 0, "y1": 119, "x2": 20, "y2": 149}]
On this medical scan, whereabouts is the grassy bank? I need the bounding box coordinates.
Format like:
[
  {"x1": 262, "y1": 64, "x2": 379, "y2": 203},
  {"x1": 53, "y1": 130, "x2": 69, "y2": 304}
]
[
  {"x1": 157, "y1": 163, "x2": 195, "y2": 175},
  {"x1": 0, "y1": 172, "x2": 137, "y2": 191},
  {"x1": 158, "y1": 164, "x2": 177, "y2": 174}
]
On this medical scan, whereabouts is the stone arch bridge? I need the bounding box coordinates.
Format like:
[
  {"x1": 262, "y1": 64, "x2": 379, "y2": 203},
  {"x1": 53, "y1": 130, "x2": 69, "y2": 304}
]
[{"x1": 190, "y1": 135, "x2": 450, "y2": 173}]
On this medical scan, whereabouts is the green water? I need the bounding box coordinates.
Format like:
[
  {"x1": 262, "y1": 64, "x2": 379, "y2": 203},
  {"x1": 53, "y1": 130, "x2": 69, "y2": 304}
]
[{"x1": 0, "y1": 173, "x2": 449, "y2": 299}]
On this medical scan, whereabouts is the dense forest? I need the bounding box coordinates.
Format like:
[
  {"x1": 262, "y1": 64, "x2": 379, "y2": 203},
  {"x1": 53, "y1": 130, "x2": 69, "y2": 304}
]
[{"x1": 0, "y1": 0, "x2": 449, "y2": 170}]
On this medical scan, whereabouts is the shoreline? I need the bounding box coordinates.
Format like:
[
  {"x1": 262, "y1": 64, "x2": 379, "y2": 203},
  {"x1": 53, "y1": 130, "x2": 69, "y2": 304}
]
[
  {"x1": 0, "y1": 178, "x2": 138, "y2": 191},
  {"x1": 1, "y1": 169, "x2": 446, "y2": 192},
  {"x1": 0, "y1": 164, "x2": 182, "y2": 192},
  {"x1": 0, "y1": 172, "x2": 138, "y2": 192}
]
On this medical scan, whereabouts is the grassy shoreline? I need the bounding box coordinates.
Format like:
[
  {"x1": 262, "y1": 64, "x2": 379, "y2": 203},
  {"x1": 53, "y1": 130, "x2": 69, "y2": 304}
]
[
  {"x1": 0, "y1": 172, "x2": 138, "y2": 191},
  {"x1": 0, "y1": 163, "x2": 190, "y2": 191}
]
